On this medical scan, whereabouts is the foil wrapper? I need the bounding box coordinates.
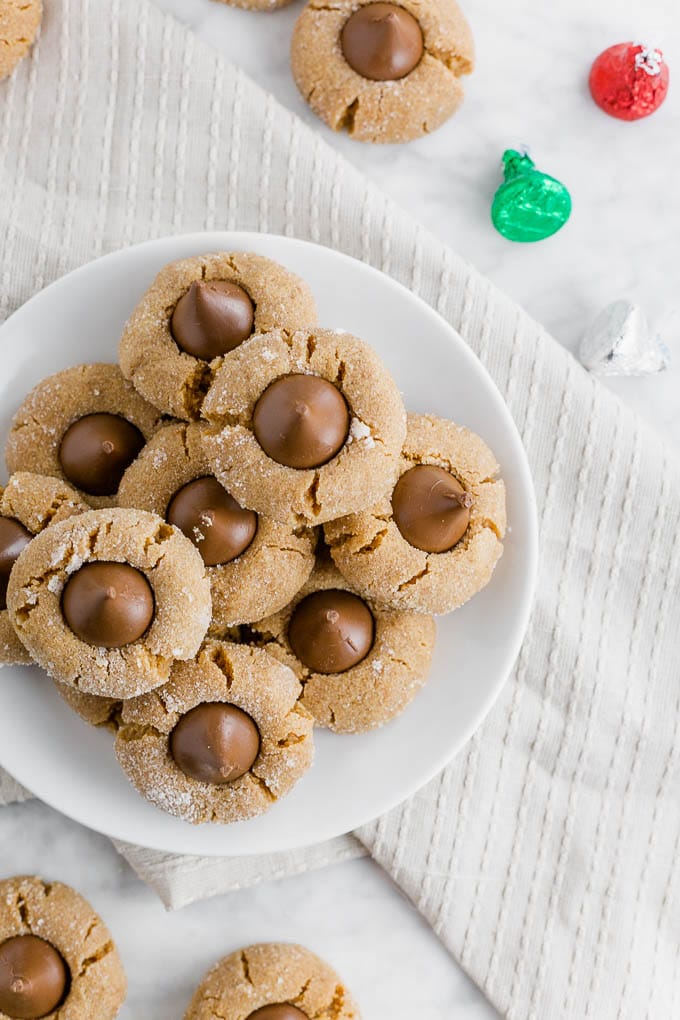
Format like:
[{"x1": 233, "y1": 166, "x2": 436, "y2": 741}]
[
  {"x1": 589, "y1": 41, "x2": 669, "y2": 121},
  {"x1": 491, "y1": 149, "x2": 571, "y2": 243},
  {"x1": 579, "y1": 300, "x2": 670, "y2": 377}
]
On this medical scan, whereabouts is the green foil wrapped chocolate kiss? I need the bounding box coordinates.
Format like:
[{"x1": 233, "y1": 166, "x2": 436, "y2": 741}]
[{"x1": 491, "y1": 149, "x2": 572, "y2": 242}]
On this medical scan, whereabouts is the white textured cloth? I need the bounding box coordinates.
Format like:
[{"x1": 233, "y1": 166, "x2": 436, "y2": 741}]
[{"x1": 1, "y1": 2, "x2": 679, "y2": 1017}]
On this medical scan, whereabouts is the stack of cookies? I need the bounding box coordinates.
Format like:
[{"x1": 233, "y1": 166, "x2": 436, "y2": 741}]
[{"x1": 1, "y1": 250, "x2": 505, "y2": 826}]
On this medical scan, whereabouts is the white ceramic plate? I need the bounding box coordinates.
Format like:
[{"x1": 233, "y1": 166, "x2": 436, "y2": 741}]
[{"x1": 0, "y1": 232, "x2": 537, "y2": 856}]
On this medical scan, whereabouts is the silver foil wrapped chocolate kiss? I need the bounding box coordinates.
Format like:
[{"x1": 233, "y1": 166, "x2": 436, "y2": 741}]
[{"x1": 579, "y1": 300, "x2": 670, "y2": 377}]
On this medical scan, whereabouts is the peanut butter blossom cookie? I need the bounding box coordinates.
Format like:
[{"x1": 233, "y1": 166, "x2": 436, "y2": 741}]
[
  {"x1": 291, "y1": 0, "x2": 475, "y2": 143},
  {"x1": 119, "y1": 252, "x2": 318, "y2": 420},
  {"x1": 6, "y1": 507, "x2": 211, "y2": 699},
  {"x1": 115, "y1": 641, "x2": 314, "y2": 824},
  {"x1": 246, "y1": 559, "x2": 436, "y2": 732},
  {"x1": 0, "y1": 875, "x2": 126, "y2": 1019},
  {"x1": 202, "y1": 328, "x2": 406, "y2": 526},
  {"x1": 184, "y1": 943, "x2": 360, "y2": 1020},
  {"x1": 0, "y1": 0, "x2": 42, "y2": 81},
  {"x1": 0, "y1": 473, "x2": 88, "y2": 666},
  {"x1": 118, "y1": 422, "x2": 316, "y2": 628},
  {"x1": 5, "y1": 364, "x2": 162, "y2": 508},
  {"x1": 325, "y1": 413, "x2": 506, "y2": 614}
]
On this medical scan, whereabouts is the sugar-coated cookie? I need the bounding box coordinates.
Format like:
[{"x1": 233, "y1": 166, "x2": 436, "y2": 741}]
[
  {"x1": 244, "y1": 558, "x2": 436, "y2": 732},
  {"x1": 184, "y1": 942, "x2": 360, "y2": 1019},
  {"x1": 7, "y1": 507, "x2": 212, "y2": 699},
  {"x1": 119, "y1": 253, "x2": 317, "y2": 420},
  {"x1": 116, "y1": 641, "x2": 314, "y2": 824},
  {"x1": 5, "y1": 364, "x2": 163, "y2": 508},
  {"x1": 325, "y1": 413, "x2": 506, "y2": 613},
  {"x1": 291, "y1": 0, "x2": 474, "y2": 143},
  {"x1": 203, "y1": 328, "x2": 406, "y2": 527},
  {"x1": 0, "y1": 875, "x2": 126, "y2": 1020}
]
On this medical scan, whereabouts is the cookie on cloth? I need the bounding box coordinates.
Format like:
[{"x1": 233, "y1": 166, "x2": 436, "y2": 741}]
[
  {"x1": 5, "y1": 364, "x2": 163, "y2": 509},
  {"x1": 325, "y1": 413, "x2": 506, "y2": 614},
  {"x1": 184, "y1": 942, "x2": 360, "y2": 1020},
  {"x1": 115, "y1": 641, "x2": 314, "y2": 825},
  {"x1": 6, "y1": 507, "x2": 212, "y2": 699},
  {"x1": 118, "y1": 422, "x2": 317, "y2": 628},
  {"x1": 0, "y1": 0, "x2": 42, "y2": 81},
  {"x1": 0, "y1": 875, "x2": 126, "y2": 1020},
  {"x1": 291, "y1": 0, "x2": 474, "y2": 143},
  {"x1": 246, "y1": 558, "x2": 435, "y2": 733},
  {"x1": 119, "y1": 252, "x2": 318, "y2": 421},
  {"x1": 0, "y1": 473, "x2": 89, "y2": 666},
  {"x1": 202, "y1": 328, "x2": 406, "y2": 527}
]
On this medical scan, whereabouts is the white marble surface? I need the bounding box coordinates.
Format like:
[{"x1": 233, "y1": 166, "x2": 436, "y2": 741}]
[
  {"x1": 0, "y1": 800, "x2": 494, "y2": 1019},
  {"x1": 2, "y1": 1, "x2": 679, "y2": 1017},
  {"x1": 155, "y1": 0, "x2": 680, "y2": 453}
]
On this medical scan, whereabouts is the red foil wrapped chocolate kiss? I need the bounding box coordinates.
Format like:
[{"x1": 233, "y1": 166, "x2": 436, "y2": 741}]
[{"x1": 589, "y1": 42, "x2": 669, "y2": 121}]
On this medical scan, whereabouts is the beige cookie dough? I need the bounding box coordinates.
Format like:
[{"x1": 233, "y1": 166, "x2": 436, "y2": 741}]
[
  {"x1": 5, "y1": 364, "x2": 163, "y2": 509},
  {"x1": 54, "y1": 682, "x2": 123, "y2": 730},
  {"x1": 118, "y1": 422, "x2": 317, "y2": 628},
  {"x1": 115, "y1": 641, "x2": 314, "y2": 824},
  {"x1": 184, "y1": 943, "x2": 360, "y2": 1020},
  {"x1": 325, "y1": 413, "x2": 506, "y2": 614},
  {"x1": 0, "y1": 0, "x2": 42, "y2": 81},
  {"x1": 214, "y1": 0, "x2": 294, "y2": 8},
  {"x1": 291, "y1": 0, "x2": 474, "y2": 143},
  {"x1": 0, "y1": 875, "x2": 127, "y2": 1020},
  {"x1": 6, "y1": 507, "x2": 212, "y2": 699},
  {"x1": 119, "y1": 252, "x2": 318, "y2": 421},
  {"x1": 203, "y1": 328, "x2": 406, "y2": 527},
  {"x1": 0, "y1": 610, "x2": 28, "y2": 666},
  {"x1": 247, "y1": 558, "x2": 436, "y2": 732},
  {"x1": 0, "y1": 473, "x2": 89, "y2": 666}
]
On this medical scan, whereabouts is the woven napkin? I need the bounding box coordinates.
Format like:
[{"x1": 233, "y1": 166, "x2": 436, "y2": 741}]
[{"x1": 1, "y1": 2, "x2": 679, "y2": 1016}]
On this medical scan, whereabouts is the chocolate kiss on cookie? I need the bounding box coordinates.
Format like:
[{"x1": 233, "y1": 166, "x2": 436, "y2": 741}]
[
  {"x1": 59, "y1": 412, "x2": 145, "y2": 497},
  {"x1": 288, "y1": 589, "x2": 374, "y2": 674},
  {"x1": 392, "y1": 464, "x2": 473, "y2": 553},
  {"x1": 0, "y1": 517, "x2": 31, "y2": 611},
  {"x1": 341, "y1": 2, "x2": 424, "y2": 82},
  {"x1": 0, "y1": 934, "x2": 69, "y2": 1019},
  {"x1": 62, "y1": 562, "x2": 155, "y2": 648},
  {"x1": 171, "y1": 280, "x2": 255, "y2": 360},
  {"x1": 253, "y1": 374, "x2": 350, "y2": 470},
  {"x1": 247, "y1": 1007, "x2": 309, "y2": 1020},
  {"x1": 170, "y1": 703, "x2": 261, "y2": 785},
  {"x1": 167, "y1": 476, "x2": 257, "y2": 567}
]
